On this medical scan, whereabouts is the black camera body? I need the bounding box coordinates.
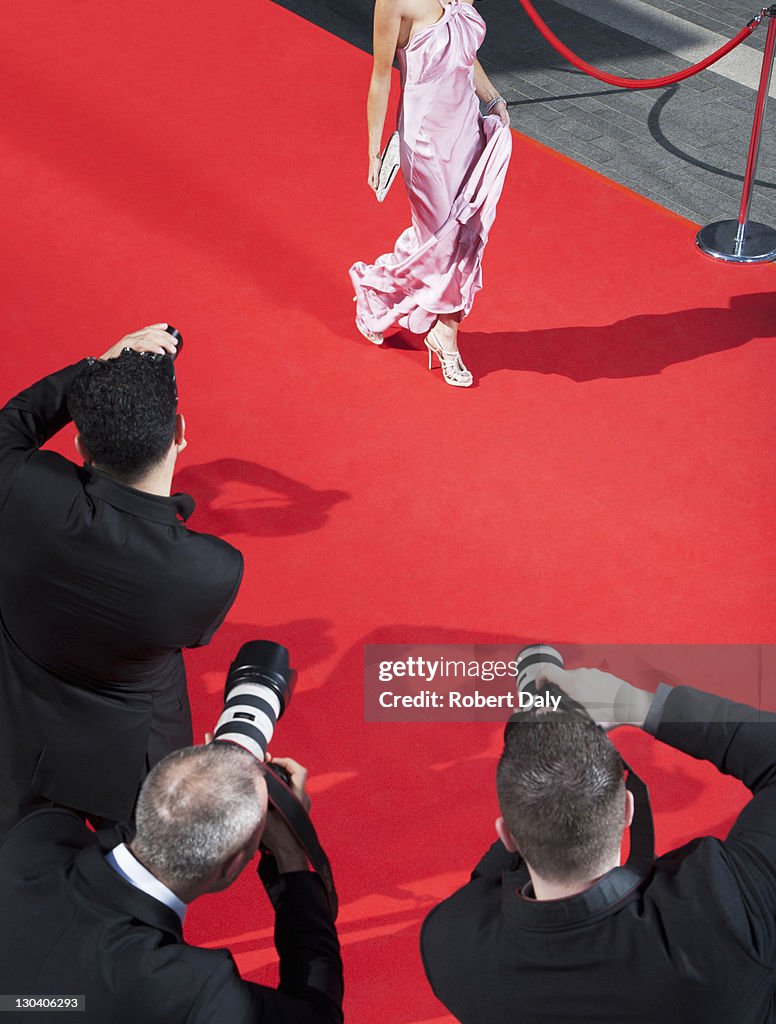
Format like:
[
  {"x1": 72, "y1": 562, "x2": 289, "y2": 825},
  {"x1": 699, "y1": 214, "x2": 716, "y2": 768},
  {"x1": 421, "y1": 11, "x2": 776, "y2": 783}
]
[
  {"x1": 142, "y1": 323, "x2": 183, "y2": 365},
  {"x1": 163, "y1": 324, "x2": 183, "y2": 354}
]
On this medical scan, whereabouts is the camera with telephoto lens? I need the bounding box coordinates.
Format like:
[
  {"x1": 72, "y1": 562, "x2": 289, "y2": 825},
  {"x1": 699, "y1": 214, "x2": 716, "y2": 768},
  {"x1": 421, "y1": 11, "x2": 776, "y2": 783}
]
[
  {"x1": 212, "y1": 644, "x2": 338, "y2": 916},
  {"x1": 143, "y1": 324, "x2": 183, "y2": 365},
  {"x1": 515, "y1": 644, "x2": 592, "y2": 720},
  {"x1": 212, "y1": 641, "x2": 297, "y2": 764},
  {"x1": 163, "y1": 324, "x2": 183, "y2": 356},
  {"x1": 515, "y1": 643, "x2": 564, "y2": 693}
]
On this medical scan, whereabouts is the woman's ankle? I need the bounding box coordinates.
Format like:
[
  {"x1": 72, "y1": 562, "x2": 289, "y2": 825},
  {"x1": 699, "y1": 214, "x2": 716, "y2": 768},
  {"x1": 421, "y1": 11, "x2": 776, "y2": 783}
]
[{"x1": 433, "y1": 321, "x2": 459, "y2": 350}]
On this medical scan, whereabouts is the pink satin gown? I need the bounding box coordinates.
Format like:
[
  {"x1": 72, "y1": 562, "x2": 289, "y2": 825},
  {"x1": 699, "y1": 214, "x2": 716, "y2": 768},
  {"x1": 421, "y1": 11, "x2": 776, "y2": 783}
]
[{"x1": 350, "y1": 0, "x2": 512, "y2": 336}]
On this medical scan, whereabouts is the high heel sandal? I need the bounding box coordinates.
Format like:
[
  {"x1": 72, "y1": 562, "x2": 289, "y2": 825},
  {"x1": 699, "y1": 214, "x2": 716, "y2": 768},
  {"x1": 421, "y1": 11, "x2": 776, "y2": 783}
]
[
  {"x1": 355, "y1": 315, "x2": 384, "y2": 346},
  {"x1": 424, "y1": 329, "x2": 473, "y2": 388}
]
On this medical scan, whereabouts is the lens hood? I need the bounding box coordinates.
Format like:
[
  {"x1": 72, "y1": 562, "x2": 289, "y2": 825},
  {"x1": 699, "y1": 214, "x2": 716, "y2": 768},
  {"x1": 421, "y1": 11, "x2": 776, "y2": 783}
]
[{"x1": 224, "y1": 640, "x2": 296, "y2": 713}]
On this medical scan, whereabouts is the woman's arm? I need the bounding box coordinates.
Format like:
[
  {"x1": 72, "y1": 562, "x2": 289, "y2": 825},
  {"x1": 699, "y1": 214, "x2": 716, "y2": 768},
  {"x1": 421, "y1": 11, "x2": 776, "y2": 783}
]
[
  {"x1": 367, "y1": 0, "x2": 402, "y2": 190},
  {"x1": 473, "y1": 59, "x2": 509, "y2": 126}
]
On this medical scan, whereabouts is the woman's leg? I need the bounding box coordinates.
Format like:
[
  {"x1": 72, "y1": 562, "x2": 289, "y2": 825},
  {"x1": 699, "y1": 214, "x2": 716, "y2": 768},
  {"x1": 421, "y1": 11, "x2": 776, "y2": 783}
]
[
  {"x1": 432, "y1": 311, "x2": 463, "y2": 352},
  {"x1": 425, "y1": 310, "x2": 472, "y2": 387}
]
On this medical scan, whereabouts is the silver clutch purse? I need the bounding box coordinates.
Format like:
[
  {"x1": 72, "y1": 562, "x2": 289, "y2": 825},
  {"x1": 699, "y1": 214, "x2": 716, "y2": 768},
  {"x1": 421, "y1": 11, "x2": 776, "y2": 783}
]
[{"x1": 376, "y1": 131, "x2": 400, "y2": 202}]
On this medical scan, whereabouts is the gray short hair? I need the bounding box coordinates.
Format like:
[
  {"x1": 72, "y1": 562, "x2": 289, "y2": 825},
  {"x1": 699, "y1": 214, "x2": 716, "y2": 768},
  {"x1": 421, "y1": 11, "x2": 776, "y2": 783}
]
[{"x1": 132, "y1": 744, "x2": 265, "y2": 891}]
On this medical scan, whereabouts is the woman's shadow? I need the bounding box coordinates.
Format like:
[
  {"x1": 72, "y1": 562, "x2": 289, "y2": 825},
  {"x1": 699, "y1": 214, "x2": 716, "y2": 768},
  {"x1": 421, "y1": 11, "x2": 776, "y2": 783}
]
[
  {"x1": 387, "y1": 292, "x2": 775, "y2": 381},
  {"x1": 174, "y1": 458, "x2": 349, "y2": 538}
]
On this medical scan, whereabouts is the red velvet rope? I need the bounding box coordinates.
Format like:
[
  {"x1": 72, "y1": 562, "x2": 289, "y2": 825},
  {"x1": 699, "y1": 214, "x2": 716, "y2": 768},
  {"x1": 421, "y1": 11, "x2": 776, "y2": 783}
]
[{"x1": 517, "y1": 0, "x2": 761, "y2": 89}]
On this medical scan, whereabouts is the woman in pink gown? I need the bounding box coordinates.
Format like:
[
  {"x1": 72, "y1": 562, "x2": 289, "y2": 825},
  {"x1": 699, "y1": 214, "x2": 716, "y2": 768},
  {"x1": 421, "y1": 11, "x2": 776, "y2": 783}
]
[{"x1": 350, "y1": 0, "x2": 512, "y2": 387}]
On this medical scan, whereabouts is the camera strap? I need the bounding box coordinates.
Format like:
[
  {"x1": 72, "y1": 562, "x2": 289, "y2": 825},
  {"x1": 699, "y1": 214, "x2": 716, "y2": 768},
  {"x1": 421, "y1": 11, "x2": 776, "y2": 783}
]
[
  {"x1": 263, "y1": 764, "x2": 338, "y2": 920},
  {"x1": 620, "y1": 756, "x2": 654, "y2": 882}
]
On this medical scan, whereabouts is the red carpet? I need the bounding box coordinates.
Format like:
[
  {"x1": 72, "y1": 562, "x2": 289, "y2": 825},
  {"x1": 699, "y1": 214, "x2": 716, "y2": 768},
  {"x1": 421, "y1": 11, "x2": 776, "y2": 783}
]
[{"x1": 2, "y1": 2, "x2": 776, "y2": 1020}]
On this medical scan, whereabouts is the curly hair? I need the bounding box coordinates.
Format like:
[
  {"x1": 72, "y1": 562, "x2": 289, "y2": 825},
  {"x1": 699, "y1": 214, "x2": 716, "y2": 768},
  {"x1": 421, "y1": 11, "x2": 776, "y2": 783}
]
[
  {"x1": 67, "y1": 350, "x2": 177, "y2": 485},
  {"x1": 497, "y1": 709, "x2": 625, "y2": 882}
]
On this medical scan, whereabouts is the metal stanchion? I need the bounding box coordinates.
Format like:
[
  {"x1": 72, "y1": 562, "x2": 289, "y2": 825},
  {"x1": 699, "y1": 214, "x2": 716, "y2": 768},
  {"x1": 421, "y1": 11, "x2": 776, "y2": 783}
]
[{"x1": 697, "y1": 6, "x2": 776, "y2": 263}]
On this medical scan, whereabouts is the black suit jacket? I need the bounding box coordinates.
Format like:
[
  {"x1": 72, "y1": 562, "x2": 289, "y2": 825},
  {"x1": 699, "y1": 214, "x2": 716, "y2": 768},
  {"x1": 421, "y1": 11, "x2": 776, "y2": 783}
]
[
  {"x1": 421, "y1": 686, "x2": 776, "y2": 1023},
  {"x1": 0, "y1": 362, "x2": 243, "y2": 831},
  {"x1": 0, "y1": 809, "x2": 343, "y2": 1024}
]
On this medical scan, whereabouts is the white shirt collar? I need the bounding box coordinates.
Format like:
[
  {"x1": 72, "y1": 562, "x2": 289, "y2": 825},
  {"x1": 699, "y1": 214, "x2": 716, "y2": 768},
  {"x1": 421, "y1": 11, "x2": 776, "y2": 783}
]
[{"x1": 105, "y1": 843, "x2": 187, "y2": 924}]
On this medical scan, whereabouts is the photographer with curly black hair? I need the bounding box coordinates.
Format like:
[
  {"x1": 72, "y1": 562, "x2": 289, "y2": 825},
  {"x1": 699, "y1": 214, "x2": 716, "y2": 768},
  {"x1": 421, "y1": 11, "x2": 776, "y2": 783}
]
[{"x1": 0, "y1": 326, "x2": 243, "y2": 837}]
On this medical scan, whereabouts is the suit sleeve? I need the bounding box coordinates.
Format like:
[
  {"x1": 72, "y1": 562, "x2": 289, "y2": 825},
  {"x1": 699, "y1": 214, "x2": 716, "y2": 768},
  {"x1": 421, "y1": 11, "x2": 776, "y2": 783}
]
[
  {"x1": 420, "y1": 839, "x2": 525, "y2": 1012},
  {"x1": 0, "y1": 807, "x2": 94, "y2": 861},
  {"x1": 648, "y1": 685, "x2": 776, "y2": 963},
  {"x1": 190, "y1": 545, "x2": 244, "y2": 647},
  {"x1": 468, "y1": 840, "x2": 523, "y2": 881},
  {"x1": 188, "y1": 870, "x2": 343, "y2": 1024},
  {"x1": 0, "y1": 361, "x2": 88, "y2": 513}
]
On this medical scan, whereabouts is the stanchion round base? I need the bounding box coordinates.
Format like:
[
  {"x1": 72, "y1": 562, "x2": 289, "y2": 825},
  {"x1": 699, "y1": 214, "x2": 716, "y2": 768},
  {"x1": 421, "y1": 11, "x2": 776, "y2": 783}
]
[{"x1": 696, "y1": 220, "x2": 776, "y2": 263}]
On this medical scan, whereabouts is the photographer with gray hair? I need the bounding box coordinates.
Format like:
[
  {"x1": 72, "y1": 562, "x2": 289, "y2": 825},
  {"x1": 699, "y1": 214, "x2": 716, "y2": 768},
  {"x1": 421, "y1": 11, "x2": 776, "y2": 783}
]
[
  {"x1": 421, "y1": 662, "x2": 776, "y2": 1023},
  {"x1": 0, "y1": 743, "x2": 344, "y2": 1024}
]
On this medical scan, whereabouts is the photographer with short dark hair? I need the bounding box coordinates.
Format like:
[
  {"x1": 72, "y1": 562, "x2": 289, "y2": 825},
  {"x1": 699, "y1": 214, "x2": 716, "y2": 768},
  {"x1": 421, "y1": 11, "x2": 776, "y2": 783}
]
[
  {"x1": 0, "y1": 327, "x2": 243, "y2": 836},
  {"x1": 421, "y1": 666, "x2": 776, "y2": 1023},
  {"x1": 0, "y1": 744, "x2": 343, "y2": 1023}
]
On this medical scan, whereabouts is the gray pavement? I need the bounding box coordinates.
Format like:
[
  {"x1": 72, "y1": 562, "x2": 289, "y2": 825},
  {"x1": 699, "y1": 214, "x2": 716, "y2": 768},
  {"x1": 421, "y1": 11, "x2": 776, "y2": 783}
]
[{"x1": 272, "y1": 0, "x2": 776, "y2": 235}]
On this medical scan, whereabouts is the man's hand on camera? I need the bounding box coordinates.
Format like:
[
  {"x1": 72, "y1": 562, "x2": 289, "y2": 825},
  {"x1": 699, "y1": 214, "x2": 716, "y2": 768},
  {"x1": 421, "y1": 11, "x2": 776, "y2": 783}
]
[
  {"x1": 261, "y1": 756, "x2": 311, "y2": 874},
  {"x1": 538, "y1": 665, "x2": 654, "y2": 729},
  {"x1": 99, "y1": 324, "x2": 178, "y2": 361}
]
